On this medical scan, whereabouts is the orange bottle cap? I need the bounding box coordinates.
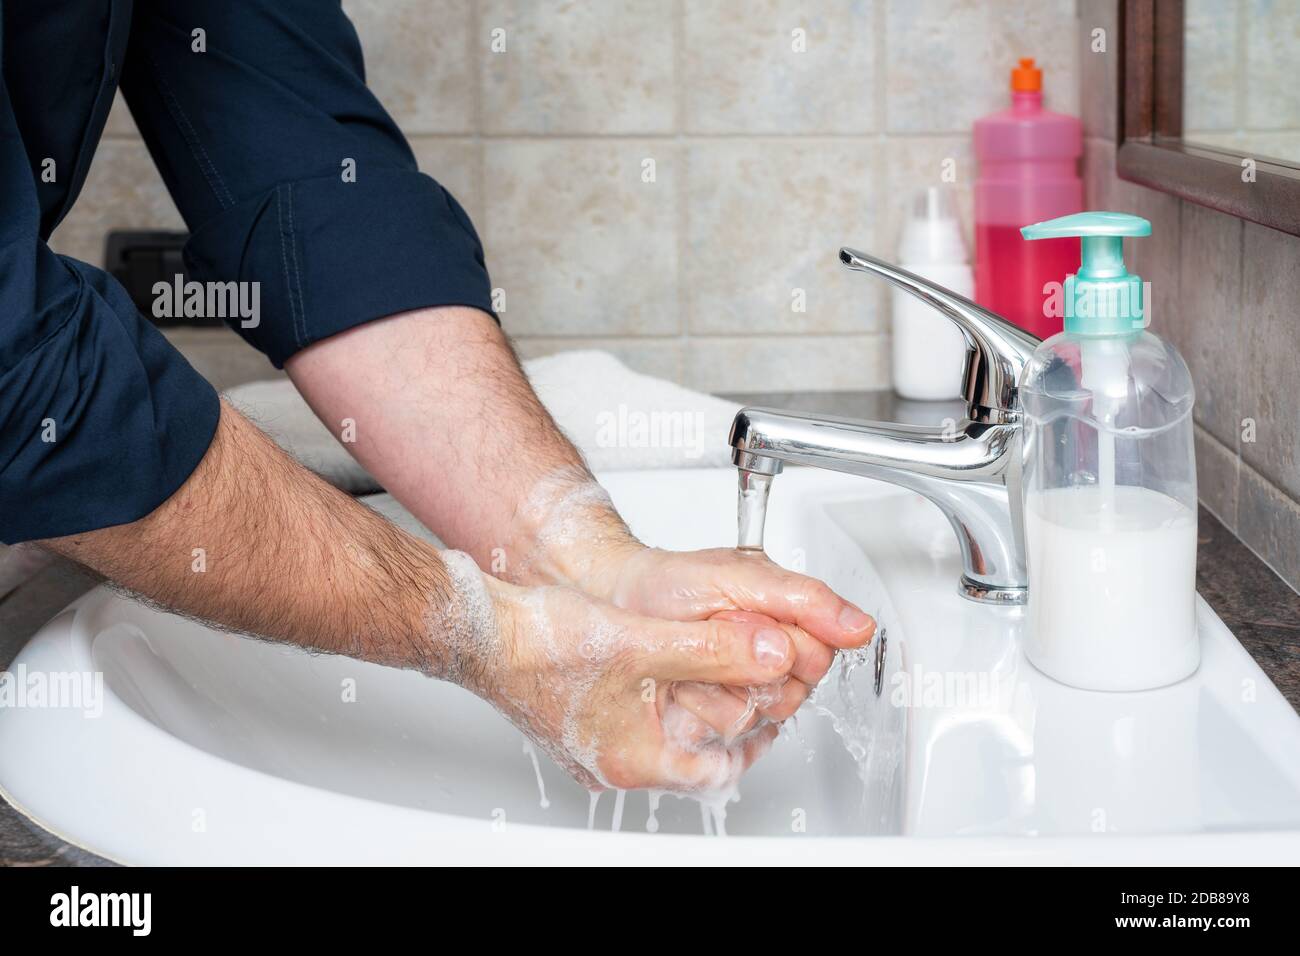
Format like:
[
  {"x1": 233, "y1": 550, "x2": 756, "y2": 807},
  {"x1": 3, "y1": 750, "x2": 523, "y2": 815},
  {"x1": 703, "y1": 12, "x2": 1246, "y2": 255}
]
[{"x1": 1011, "y1": 57, "x2": 1042, "y2": 92}]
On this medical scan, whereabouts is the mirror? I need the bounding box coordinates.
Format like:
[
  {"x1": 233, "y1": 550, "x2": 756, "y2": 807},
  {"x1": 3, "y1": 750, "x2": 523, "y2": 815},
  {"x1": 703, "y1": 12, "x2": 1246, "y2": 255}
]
[
  {"x1": 1118, "y1": 0, "x2": 1300, "y2": 237},
  {"x1": 1183, "y1": 1, "x2": 1300, "y2": 167}
]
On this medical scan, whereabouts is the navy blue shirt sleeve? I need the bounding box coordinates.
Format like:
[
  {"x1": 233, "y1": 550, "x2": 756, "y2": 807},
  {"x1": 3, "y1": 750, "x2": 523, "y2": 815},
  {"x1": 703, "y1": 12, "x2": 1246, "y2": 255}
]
[
  {"x1": 120, "y1": 0, "x2": 495, "y2": 368},
  {"x1": 1, "y1": 0, "x2": 493, "y2": 545},
  {"x1": 0, "y1": 71, "x2": 220, "y2": 545}
]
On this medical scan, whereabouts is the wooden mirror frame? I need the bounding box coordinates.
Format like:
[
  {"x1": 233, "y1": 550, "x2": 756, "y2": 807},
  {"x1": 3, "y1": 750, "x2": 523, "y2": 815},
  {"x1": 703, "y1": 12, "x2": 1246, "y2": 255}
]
[{"x1": 1117, "y1": 0, "x2": 1300, "y2": 235}]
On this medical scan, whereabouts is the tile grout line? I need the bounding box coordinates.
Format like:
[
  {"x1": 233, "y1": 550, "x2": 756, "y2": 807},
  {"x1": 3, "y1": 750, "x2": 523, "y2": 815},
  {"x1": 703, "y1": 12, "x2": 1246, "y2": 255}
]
[
  {"x1": 874, "y1": 0, "x2": 887, "y2": 135},
  {"x1": 1232, "y1": 212, "x2": 1245, "y2": 530},
  {"x1": 512, "y1": 331, "x2": 891, "y2": 342},
  {"x1": 383, "y1": 130, "x2": 980, "y2": 142},
  {"x1": 470, "y1": 0, "x2": 487, "y2": 265},
  {"x1": 672, "y1": 0, "x2": 690, "y2": 386},
  {"x1": 1234, "y1": 0, "x2": 1247, "y2": 131},
  {"x1": 873, "y1": 0, "x2": 891, "y2": 368}
]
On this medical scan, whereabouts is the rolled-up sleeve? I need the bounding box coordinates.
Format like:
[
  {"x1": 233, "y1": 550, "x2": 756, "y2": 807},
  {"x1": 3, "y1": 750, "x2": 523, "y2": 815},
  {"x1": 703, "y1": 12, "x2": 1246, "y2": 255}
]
[
  {"x1": 121, "y1": 0, "x2": 494, "y2": 368},
  {"x1": 0, "y1": 80, "x2": 219, "y2": 544}
]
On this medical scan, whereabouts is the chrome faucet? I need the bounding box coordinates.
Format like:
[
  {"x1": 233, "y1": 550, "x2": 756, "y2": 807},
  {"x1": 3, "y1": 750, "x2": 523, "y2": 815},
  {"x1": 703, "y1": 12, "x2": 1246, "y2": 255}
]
[{"x1": 728, "y1": 248, "x2": 1041, "y2": 604}]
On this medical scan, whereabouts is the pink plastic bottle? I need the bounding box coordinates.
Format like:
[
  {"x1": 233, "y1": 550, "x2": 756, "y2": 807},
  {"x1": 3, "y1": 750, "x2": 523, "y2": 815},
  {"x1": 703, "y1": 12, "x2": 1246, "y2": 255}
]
[{"x1": 974, "y1": 58, "x2": 1082, "y2": 340}]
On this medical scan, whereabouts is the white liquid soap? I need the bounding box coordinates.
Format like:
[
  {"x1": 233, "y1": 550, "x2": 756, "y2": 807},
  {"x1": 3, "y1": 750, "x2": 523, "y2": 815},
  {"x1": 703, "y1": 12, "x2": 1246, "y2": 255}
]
[
  {"x1": 1018, "y1": 212, "x2": 1199, "y2": 692},
  {"x1": 1024, "y1": 485, "x2": 1198, "y2": 690}
]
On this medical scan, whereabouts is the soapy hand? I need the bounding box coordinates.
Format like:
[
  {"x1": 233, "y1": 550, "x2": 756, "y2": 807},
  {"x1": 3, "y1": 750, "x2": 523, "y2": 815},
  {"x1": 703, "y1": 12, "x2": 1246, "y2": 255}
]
[
  {"x1": 438, "y1": 552, "x2": 796, "y2": 792},
  {"x1": 503, "y1": 467, "x2": 875, "y2": 728},
  {"x1": 589, "y1": 545, "x2": 876, "y2": 718}
]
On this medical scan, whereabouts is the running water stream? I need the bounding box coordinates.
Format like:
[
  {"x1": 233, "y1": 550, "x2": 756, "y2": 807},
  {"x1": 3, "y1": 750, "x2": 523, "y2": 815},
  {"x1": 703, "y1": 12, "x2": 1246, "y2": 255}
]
[
  {"x1": 736, "y1": 468, "x2": 773, "y2": 552},
  {"x1": 518, "y1": 466, "x2": 889, "y2": 835}
]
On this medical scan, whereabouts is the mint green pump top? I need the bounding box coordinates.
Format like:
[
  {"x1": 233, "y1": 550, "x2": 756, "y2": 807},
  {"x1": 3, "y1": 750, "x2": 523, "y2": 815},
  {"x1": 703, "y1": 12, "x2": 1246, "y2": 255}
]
[{"x1": 1021, "y1": 211, "x2": 1151, "y2": 336}]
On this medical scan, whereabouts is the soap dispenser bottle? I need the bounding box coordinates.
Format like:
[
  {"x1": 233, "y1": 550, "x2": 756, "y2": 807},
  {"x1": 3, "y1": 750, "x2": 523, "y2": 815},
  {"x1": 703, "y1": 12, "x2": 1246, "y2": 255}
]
[{"x1": 1017, "y1": 212, "x2": 1198, "y2": 691}]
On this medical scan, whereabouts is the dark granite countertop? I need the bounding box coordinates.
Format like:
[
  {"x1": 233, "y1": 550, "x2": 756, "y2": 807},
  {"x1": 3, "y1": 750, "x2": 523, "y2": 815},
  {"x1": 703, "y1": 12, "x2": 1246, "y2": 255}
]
[{"x1": 3, "y1": 390, "x2": 1298, "y2": 866}]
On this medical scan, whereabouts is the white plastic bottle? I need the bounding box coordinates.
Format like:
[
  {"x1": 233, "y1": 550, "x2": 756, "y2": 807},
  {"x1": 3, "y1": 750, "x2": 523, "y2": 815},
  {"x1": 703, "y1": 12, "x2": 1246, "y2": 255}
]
[{"x1": 892, "y1": 188, "x2": 973, "y2": 400}]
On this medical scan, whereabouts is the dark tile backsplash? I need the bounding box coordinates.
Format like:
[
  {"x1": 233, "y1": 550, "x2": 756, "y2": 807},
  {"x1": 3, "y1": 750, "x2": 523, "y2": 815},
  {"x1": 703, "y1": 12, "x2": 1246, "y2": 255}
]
[
  {"x1": 1241, "y1": 221, "x2": 1300, "y2": 504},
  {"x1": 1174, "y1": 202, "x2": 1244, "y2": 450}
]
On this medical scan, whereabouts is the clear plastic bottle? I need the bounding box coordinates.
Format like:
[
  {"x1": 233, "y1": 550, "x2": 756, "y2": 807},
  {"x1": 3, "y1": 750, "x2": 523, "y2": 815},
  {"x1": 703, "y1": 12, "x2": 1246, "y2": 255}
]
[{"x1": 1018, "y1": 212, "x2": 1198, "y2": 691}]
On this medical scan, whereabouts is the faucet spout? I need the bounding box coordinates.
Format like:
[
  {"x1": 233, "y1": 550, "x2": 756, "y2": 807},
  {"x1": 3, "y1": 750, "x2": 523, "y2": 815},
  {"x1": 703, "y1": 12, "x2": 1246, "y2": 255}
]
[
  {"x1": 729, "y1": 407, "x2": 1026, "y2": 603},
  {"x1": 731, "y1": 407, "x2": 1008, "y2": 482},
  {"x1": 728, "y1": 245, "x2": 1039, "y2": 604}
]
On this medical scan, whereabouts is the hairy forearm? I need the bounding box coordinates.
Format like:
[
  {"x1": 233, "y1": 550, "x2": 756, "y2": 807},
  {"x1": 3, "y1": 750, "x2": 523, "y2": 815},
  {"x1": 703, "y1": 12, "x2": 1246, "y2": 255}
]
[
  {"x1": 285, "y1": 306, "x2": 638, "y2": 588},
  {"x1": 41, "y1": 401, "x2": 457, "y2": 674},
  {"x1": 281, "y1": 307, "x2": 874, "y2": 713}
]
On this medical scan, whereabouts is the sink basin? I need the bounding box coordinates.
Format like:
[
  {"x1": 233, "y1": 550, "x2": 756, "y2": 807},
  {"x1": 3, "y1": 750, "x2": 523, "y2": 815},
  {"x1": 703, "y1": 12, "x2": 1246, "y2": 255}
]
[{"x1": 2, "y1": 468, "x2": 1298, "y2": 864}]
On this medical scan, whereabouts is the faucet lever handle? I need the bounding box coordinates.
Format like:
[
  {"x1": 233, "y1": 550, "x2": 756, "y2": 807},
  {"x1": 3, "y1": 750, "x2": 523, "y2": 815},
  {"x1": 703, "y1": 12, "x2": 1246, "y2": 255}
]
[{"x1": 839, "y1": 247, "x2": 1040, "y2": 420}]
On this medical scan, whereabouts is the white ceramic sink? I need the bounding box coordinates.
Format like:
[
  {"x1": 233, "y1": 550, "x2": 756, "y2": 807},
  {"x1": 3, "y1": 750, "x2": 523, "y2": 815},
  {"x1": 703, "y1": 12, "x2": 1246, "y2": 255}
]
[{"x1": 2, "y1": 468, "x2": 1298, "y2": 864}]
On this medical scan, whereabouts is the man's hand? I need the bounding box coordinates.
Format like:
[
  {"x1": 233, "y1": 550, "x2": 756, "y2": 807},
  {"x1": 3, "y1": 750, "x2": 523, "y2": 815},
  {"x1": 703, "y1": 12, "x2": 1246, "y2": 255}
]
[
  {"x1": 285, "y1": 306, "x2": 874, "y2": 730},
  {"x1": 469, "y1": 567, "x2": 796, "y2": 791},
  {"x1": 496, "y1": 467, "x2": 876, "y2": 717},
  {"x1": 596, "y1": 546, "x2": 875, "y2": 717}
]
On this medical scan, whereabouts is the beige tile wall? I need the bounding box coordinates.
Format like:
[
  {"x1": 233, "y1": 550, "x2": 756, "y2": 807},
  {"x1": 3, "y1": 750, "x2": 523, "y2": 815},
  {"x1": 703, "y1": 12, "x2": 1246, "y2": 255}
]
[
  {"x1": 1080, "y1": 0, "x2": 1300, "y2": 594},
  {"x1": 49, "y1": 0, "x2": 1079, "y2": 393}
]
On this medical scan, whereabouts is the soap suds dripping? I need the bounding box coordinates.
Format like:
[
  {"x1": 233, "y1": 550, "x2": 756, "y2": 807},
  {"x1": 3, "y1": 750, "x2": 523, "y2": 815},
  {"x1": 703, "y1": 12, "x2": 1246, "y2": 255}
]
[
  {"x1": 522, "y1": 739, "x2": 550, "y2": 809},
  {"x1": 649, "y1": 702, "x2": 771, "y2": 836},
  {"x1": 700, "y1": 795, "x2": 731, "y2": 836},
  {"x1": 611, "y1": 789, "x2": 626, "y2": 832},
  {"x1": 646, "y1": 790, "x2": 662, "y2": 833}
]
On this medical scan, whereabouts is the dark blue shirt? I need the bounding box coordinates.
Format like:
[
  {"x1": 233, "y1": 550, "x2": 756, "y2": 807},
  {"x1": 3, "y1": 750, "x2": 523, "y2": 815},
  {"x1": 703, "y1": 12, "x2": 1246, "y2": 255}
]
[{"x1": 0, "y1": 0, "x2": 493, "y2": 543}]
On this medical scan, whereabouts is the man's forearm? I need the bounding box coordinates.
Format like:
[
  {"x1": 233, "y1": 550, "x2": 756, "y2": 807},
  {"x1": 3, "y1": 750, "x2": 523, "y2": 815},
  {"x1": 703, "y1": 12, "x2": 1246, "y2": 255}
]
[
  {"x1": 285, "y1": 306, "x2": 636, "y2": 588},
  {"x1": 282, "y1": 306, "x2": 875, "y2": 710},
  {"x1": 41, "y1": 401, "x2": 455, "y2": 674}
]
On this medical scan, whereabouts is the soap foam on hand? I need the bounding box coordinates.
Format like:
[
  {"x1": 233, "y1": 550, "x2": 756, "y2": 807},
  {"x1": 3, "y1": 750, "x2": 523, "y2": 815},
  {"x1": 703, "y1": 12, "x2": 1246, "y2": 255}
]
[{"x1": 1024, "y1": 485, "x2": 1198, "y2": 691}]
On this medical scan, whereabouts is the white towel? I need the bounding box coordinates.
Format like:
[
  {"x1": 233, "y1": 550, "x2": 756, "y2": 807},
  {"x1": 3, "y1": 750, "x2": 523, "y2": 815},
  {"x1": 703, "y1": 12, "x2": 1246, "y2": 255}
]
[
  {"x1": 525, "y1": 350, "x2": 741, "y2": 471},
  {"x1": 223, "y1": 350, "x2": 741, "y2": 492},
  {"x1": 223, "y1": 379, "x2": 380, "y2": 493}
]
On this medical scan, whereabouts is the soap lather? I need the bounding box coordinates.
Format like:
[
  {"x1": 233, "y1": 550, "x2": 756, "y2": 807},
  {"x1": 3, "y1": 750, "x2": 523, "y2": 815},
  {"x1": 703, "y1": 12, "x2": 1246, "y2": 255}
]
[{"x1": 1019, "y1": 212, "x2": 1199, "y2": 692}]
